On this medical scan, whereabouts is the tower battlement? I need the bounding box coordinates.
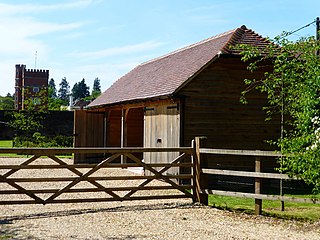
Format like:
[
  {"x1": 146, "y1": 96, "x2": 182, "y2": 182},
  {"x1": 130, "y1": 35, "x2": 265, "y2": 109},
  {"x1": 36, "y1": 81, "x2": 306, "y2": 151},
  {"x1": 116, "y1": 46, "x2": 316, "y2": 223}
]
[{"x1": 14, "y1": 64, "x2": 49, "y2": 110}]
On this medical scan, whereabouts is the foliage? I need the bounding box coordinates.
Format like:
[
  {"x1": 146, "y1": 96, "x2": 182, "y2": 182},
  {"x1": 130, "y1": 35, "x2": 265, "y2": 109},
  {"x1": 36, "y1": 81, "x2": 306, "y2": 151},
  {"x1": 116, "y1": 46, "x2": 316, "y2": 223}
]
[
  {"x1": 238, "y1": 33, "x2": 320, "y2": 193},
  {"x1": 48, "y1": 97, "x2": 65, "y2": 110},
  {"x1": 0, "y1": 93, "x2": 14, "y2": 110},
  {"x1": 92, "y1": 77, "x2": 102, "y2": 98},
  {"x1": 13, "y1": 133, "x2": 73, "y2": 148},
  {"x1": 48, "y1": 78, "x2": 57, "y2": 99},
  {"x1": 9, "y1": 90, "x2": 48, "y2": 144},
  {"x1": 58, "y1": 77, "x2": 70, "y2": 105},
  {"x1": 71, "y1": 78, "x2": 90, "y2": 101}
]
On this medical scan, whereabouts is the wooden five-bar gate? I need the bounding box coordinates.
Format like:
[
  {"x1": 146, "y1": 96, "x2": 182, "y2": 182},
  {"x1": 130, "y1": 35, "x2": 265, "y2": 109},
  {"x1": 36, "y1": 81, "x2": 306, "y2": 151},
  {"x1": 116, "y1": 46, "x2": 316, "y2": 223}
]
[
  {"x1": 0, "y1": 138, "x2": 318, "y2": 215},
  {"x1": 0, "y1": 147, "x2": 195, "y2": 205}
]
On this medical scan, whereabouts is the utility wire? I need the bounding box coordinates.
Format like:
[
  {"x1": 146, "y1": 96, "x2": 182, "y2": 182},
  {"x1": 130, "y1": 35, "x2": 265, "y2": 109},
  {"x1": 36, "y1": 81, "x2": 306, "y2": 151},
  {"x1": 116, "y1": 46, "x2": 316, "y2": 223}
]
[{"x1": 283, "y1": 19, "x2": 317, "y2": 38}]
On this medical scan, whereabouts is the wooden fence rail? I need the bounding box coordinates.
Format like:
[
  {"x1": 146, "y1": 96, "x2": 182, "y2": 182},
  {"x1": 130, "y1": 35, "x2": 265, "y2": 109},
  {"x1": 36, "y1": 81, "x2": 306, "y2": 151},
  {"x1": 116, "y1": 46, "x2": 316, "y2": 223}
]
[
  {"x1": 193, "y1": 137, "x2": 320, "y2": 215},
  {"x1": 1, "y1": 140, "x2": 319, "y2": 214}
]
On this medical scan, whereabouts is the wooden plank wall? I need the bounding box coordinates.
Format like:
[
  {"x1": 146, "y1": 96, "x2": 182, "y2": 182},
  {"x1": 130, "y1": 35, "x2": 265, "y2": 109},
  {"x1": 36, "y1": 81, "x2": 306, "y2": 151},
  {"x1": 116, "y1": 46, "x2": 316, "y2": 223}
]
[
  {"x1": 107, "y1": 110, "x2": 121, "y2": 147},
  {"x1": 144, "y1": 103, "x2": 180, "y2": 175},
  {"x1": 179, "y1": 57, "x2": 280, "y2": 172},
  {"x1": 126, "y1": 108, "x2": 144, "y2": 147},
  {"x1": 74, "y1": 110, "x2": 105, "y2": 163}
]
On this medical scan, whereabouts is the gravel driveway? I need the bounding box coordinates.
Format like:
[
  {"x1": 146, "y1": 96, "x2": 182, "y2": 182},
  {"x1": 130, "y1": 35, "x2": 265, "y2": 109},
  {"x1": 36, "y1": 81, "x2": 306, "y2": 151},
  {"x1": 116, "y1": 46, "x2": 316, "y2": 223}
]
[{"x1": 0, "y1": 157, "x2": 319, "y2": 239}]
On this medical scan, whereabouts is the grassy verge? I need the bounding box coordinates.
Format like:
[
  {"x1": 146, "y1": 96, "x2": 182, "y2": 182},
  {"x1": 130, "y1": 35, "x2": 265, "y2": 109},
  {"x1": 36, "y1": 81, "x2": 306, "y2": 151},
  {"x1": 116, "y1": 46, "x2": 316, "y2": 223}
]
[
  {"x1": 0, "y1": 140, "x2": 72, "y2": 158},
  {"x1": 209, "y1": 194, "x2": 320, "y2": 222},
  {"x1": 0, "y1": 140, "x2": 17, "y2": 157},
  {"x1": 0, "y1": 140, "x2": 12, "y2": 148}
]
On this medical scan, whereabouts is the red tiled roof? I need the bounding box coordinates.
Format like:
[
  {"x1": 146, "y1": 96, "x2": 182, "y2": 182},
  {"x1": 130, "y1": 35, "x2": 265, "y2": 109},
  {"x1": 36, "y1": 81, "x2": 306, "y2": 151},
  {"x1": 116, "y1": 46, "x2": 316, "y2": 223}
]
[{"x1": 88, "y1": 25, "x2": 270, "y2": 108}]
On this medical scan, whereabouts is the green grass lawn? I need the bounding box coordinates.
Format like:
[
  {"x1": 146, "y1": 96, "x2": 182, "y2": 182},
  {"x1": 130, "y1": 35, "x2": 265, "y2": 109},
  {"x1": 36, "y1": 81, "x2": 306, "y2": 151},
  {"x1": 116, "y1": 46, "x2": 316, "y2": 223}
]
[
  {"x1": 209, "y1": 194, "x2": 320, "y2": 222},
  {"x1": 0, "y1": 140, "x2": 72, "y2": 158},
  {"x1": 0, "y1": 140, "x2": 12, "y2": 148},
  {"x1": 0, "y1": 140, "x2": 16, "y2": 157}
]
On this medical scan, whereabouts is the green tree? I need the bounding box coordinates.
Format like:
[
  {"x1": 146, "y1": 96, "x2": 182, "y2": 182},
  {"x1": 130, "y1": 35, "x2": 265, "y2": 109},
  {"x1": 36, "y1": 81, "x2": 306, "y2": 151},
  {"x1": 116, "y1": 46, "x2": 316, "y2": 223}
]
[
  {"x1": 239, "y1": 33, "x2": 320, "y2": 193},
  {"x1": 10, "y1": 90, "x2": 48, "y2": 145},
  {"x1": 0, "y1": 93, "x2": 14, "y2": 110},
  {"x1": 48, "y1": 78, "x2": 57, "y2": 99},
  {"x1": 48, "y1": 78, "x2": 64, "y2": 110},
  {"x1": 92, "y1": 77, "x2": 101, "y2": 98},
  {"x1": 71, "y1": 78, "x2": 90, "y2": 101},
  {"x1": 58, "y1": 77, "x2": 70, "y2": 105}
]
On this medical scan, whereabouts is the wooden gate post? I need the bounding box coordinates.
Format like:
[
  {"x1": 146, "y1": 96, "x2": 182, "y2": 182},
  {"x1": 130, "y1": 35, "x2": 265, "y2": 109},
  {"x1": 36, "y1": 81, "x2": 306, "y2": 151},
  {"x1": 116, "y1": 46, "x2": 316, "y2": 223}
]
[
  {"x1": 255, "y1": 156, "x2": 262, "y2": 215},
  {"x1": 192, "y1": 137, "x2": 208, "y2": 205}
]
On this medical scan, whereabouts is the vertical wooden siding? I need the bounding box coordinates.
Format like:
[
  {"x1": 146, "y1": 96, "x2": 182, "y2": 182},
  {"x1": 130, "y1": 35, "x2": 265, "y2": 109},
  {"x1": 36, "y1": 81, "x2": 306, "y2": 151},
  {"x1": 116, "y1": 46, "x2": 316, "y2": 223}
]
[
  {"x1": 107, "y1": 110, "x2": 121, "y2": 147},
  {"x1": 126, "y1": 108, "x2": 144, "y2": 147},
  {"x1": 74, "y1": 110, "x2": 105, "y2": 163},
  {"x1": 179, "y1": 57, "x2": 280, "y2": 172},
  {"x1": 144, "y1": 103, "x2": 180, "y2": 175}
]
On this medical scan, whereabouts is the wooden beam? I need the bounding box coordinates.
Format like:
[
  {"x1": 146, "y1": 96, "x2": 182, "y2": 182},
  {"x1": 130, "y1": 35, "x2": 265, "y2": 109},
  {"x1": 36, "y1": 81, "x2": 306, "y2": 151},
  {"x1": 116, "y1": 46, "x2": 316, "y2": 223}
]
[
  {"x1": 201, "y1": 168, "x2": 294, "y2": 180},
  {"x1": 7, "y1": 174, "x2": 193, "y2": 182},
  {"x1": 0, "y1": 147, "x2": 193, "y2": 154},
  {"x1": 255, "y1": 156, "x2": 262, "y2": 215},
  {"x1": 200, "y1": 148, "x2": 281, "y2": 157}
]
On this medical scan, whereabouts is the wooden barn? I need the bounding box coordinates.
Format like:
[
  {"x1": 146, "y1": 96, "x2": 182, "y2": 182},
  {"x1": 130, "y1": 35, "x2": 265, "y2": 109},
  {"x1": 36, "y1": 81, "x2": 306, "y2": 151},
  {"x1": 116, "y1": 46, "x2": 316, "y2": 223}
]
[{"x1": 74, "y1": 25, "x2": 280, "y2": 177}]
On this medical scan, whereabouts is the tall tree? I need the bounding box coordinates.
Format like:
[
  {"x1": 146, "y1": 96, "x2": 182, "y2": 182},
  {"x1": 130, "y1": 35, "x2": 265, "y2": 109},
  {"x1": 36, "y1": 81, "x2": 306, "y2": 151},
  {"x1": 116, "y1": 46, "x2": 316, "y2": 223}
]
[
  {"x1": 58, "y1": 77, "x2": 70, "y2": 105},
  {"x1": 71, "y1": 78, "x2": 90, "y2": 101},
  {"x1": 92, "y1": 77, "x2": 101, "y2": 98},
  {"x1": 48, "y1": 78, "x2": 57, "y2": 99},
  {"x1": 239, "y1": 33, "x2": 320, "y2": 193}
]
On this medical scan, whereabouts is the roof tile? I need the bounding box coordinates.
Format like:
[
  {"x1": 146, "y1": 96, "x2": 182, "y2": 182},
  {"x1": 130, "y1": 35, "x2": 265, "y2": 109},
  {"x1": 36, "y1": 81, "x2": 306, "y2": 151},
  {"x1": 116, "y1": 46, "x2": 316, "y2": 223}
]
[{"x1": 89, "y1": 25, "x2": 270, "y2": 108}]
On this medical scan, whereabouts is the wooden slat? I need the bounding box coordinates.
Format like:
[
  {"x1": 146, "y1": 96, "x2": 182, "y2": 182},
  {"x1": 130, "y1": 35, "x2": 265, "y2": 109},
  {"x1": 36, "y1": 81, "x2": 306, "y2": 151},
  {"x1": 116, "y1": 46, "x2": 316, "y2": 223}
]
[
  {"x1": 6, "y1": 174, "x2": 193, "y2": 182},
  {"x1": 202, "y1": 168, "x2": 294, "y2": 180},
  {"x1": 200, "y1": 148, "x2": 281, "y2": 157},
  {"x1": 0, "y1": 162, "x2": 193, "y2": 169},
  {"x1": 0, "y1": 185, "x2": 193, "y2": 194},
  {"x1": 0, "y1": 195, "x2": 189, "y2": 205},
  {"x1": 0, "y1": 147, "x2": 193, "y2": 154}
]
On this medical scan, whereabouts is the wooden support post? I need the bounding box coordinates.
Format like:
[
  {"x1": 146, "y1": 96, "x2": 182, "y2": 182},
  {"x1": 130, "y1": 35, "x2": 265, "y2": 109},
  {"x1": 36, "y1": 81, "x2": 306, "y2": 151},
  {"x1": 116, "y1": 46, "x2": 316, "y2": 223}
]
[
  {"x1": 255, "y1": 156, "x2": 262, "y2": 215},
  {"x1": 120, "y1": 108, "x2": 128, "y2": 164},
  {"x1": 193, "y1": 137, "x2": 208, "y2": 205}
]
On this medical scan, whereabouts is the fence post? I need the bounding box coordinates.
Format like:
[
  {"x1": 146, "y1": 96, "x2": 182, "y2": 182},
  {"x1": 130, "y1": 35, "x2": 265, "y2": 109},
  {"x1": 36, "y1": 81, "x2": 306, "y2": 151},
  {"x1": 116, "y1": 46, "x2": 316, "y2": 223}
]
[
  {"x1": 255, "y1": 156, "x2": 262, "y2": 215},
  {"x1": 192, "y1": 137, "x2": 208, "y2": 205}
]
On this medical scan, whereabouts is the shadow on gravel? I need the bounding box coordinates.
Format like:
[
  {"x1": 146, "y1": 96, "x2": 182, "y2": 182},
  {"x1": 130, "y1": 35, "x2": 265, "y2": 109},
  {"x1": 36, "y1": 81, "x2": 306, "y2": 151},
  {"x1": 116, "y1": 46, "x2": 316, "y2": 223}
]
[{"x1": 0, "y1": 202, "x2": 201, "y2": 224}]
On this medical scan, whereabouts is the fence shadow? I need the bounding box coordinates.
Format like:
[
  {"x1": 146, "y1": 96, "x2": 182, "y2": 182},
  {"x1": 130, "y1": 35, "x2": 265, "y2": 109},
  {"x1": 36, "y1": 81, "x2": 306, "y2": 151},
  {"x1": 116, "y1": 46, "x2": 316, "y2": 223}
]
[{"x1": 0, "y1": 201, "x2": 198, "y2": 224}]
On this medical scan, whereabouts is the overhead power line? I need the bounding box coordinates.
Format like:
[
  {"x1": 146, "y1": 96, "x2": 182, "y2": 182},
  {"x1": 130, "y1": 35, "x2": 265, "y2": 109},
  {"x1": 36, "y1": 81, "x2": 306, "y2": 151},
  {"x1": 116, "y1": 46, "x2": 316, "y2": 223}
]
[{"x1": 284, "y1": 18, "x2": 317, "y2": 38}]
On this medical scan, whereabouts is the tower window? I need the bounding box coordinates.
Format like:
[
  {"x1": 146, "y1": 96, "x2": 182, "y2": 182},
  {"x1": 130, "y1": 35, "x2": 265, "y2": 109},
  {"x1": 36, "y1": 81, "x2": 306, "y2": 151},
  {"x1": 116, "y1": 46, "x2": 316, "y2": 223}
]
[{"x1": 33, "y1": 87, "x2": 39, "y2": 93}]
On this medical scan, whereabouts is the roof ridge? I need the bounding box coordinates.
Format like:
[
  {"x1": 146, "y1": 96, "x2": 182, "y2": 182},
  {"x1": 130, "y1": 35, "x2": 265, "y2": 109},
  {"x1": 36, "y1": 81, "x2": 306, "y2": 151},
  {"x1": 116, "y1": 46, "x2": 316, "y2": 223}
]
[
  {"x1": 221, "y1": 25, "x2": 247, "y2": 53},
  {"x1": 221, "y1": 25, "x2": 272, "y2": 54},
  {"x1": 140, "y1": 28, "x2": 238, "y2": 66}
]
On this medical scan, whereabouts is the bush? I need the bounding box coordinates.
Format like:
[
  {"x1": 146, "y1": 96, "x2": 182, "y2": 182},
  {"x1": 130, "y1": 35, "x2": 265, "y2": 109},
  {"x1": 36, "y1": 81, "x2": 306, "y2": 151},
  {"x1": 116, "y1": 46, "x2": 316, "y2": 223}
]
[{"x1": 13, "y1": 133, "x2": 73, "y2": 148}]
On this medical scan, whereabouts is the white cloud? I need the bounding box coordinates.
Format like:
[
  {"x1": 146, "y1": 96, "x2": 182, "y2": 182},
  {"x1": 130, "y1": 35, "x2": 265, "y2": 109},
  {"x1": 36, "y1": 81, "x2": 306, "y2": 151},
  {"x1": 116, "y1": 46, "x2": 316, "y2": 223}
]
[
  {"x1": 0, "y1": 0, "x2": 95, "y2": 15},
  {"x1": 0, "y1": 1, "x2": 93, "y2": 95},
  {"x1": 70, "y1": 41, "x2": 166, "y2": 59}
]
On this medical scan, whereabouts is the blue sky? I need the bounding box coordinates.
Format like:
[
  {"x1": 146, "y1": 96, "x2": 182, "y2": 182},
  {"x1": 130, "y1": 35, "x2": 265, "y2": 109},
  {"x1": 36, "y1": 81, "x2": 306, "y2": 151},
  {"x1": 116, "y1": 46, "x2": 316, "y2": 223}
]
[{"x1": 0, "y1": 0, "x2": 319, "y2": 96}]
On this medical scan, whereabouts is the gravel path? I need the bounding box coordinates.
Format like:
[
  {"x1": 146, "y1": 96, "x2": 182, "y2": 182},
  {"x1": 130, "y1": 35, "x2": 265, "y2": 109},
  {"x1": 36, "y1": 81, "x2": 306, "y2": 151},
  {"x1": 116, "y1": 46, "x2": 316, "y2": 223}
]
[{"x1": 0, "y1": 157, "x2": 320, "y2": 239}]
